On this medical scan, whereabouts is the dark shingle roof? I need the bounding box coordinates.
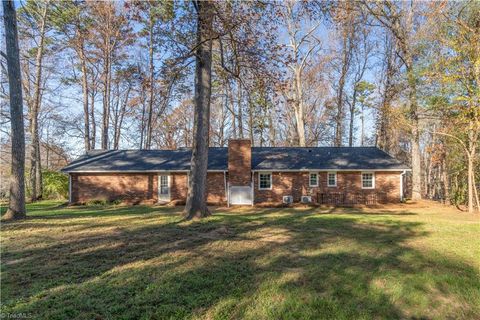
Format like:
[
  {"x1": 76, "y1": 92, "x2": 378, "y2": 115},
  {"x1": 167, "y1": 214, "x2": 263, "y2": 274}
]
[
  {"x1": 62, "y1": 147, "x2": 409, "y2": 172},
  {"x1": 251, "y1": 147, "x2": 409, "y2": 170},
  {"x1": 62, "y1": 148, "x2": 228, "y2": 172}
]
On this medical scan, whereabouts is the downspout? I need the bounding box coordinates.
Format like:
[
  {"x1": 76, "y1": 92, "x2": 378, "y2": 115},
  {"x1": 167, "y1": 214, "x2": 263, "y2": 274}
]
[{"x1": 400, "y1": 170, "x2": 407, "y2": 202}]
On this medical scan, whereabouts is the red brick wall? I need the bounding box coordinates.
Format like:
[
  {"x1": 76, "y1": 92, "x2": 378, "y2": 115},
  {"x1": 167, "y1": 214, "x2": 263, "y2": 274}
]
[
  {"x1": 71, "y1": 171, "x2": 400, "y2": 205},
  {"x1": 170, "y1": 172, "x2": 187, "y2": 201},
  {"x1": 206, "y1": 172, "x2": 227, "y2": 203},
  {"x1": 228, "y1": 139, "x2": 251, "y2": 186},
  {"x1": 72, "y1": 172, "x2": 226, "y2": 205},
  {"x1": 71, "y1": 173, "x2": 157, "y2": 204},
  {"x1": 253, "y1": 171, "x2": 402, "y2": 203},
  {"x1": 169, "y1": 172, "x2": 226, "y2": 204},
  {"x1": 254, "y1": 172, "x2": 310, "y2": 203}
]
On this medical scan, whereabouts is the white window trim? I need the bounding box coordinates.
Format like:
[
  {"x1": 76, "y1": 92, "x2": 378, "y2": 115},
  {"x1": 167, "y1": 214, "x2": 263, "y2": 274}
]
[
  {"x1": 327, "y1": 172, "x2": 337, "y2": 187},
  {"x1": 309, "y1": 172, "x2": 319, "y2": 187},
  {"x1": 361, "y1": 172, "x2": 375, "y2": 189},
  {"x1": 258, "y1": 172, "x2": 272, "y2": 190}
]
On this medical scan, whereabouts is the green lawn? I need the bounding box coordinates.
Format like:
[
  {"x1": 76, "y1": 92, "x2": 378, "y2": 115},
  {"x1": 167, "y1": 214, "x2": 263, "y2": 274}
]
[{"x1": 1, "y1": 201, "x2": 479, "y2": 320}]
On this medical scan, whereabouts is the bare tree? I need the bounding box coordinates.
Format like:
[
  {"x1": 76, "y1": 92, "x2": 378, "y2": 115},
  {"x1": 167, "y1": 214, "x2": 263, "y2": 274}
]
[
  {"x1": 18, "y1": 0, "x2": 51, "y2": 201},
  {"x1": 3, "y1": 0, "x2": 26, "y2": 220},
  {"x1": 376, "y1": 32, "x2": 400, "y2": 154},
  {"x1": 184, "y1": 0, "x2": 214, "y2": 219},
  {"x1": 279, "y1": 0, "x2": 321, "y2": 147},
  {"x1": 331, "y1": 3, "x2": 357, "y2": 147},
  {"x1": 89, "y1": 2, "x2": 131, "y2": 150},
  {"x1": 347, "y1": 23, "x2": 372, "y2": 147},
  {"x1": 51, "y1": 1, "x2": 92, "y2": 151},
  {"x1": 363, "y1": 0, "x2": 423, "y2": 200},
  {"x1": 111, "y1": 67, "x2": 134, "y2": 149}
]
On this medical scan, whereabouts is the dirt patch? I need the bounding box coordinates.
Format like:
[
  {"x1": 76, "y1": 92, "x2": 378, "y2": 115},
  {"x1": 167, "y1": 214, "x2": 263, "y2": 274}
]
[
  {"x1": 201, "y1": 226, "x2": 233, "y2": 239},
  {"x1": 253, "y1": 227, "x2": 293, "y2": 243}
]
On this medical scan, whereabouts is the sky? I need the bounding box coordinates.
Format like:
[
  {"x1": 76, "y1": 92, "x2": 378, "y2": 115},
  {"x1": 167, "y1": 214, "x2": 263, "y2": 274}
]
[{"x1": 1, "y1": 0, "x2": 384, "y2": 159}]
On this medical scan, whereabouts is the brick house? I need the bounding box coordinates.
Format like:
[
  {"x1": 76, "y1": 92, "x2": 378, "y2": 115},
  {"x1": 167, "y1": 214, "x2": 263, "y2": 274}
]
[{"x1": 62, "y1": 139, "x2": 410, "y2": 206}]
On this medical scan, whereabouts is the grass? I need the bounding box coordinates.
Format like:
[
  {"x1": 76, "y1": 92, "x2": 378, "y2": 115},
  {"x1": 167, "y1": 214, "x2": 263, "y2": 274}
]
[{"x1": 1, "y1": 201, "x2": 479, "y2": 320}]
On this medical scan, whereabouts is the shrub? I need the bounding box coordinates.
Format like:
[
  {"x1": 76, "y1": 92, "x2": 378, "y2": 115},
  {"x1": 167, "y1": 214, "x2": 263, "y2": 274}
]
[
  {"x1": 111, "y1": 199, "x2": 122, "y2": 205},
  {"x1": 42, "y1": 170, "x2": 69, "y2": 200},
  {"x1": 86, "y1": 199, "x2": 109, "y2": 206}
]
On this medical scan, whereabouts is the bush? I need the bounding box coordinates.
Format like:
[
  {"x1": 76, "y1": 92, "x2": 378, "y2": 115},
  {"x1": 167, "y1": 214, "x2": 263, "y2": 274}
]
[
  {"x1": 42, "y1": 170, "x2": 69, "y2": 200},
  {"x1": 85, "y1": 199, "x2": 124, "y2": 206},
  {"x1": 86, "y1": 199, "x2": 109, "y2": 206},
  {"x1": 111, "y1": 199, "x2": 122, "y2": 205}
]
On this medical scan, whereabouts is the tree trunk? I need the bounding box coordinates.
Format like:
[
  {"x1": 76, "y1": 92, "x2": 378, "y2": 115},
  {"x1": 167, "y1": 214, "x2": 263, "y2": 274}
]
[
  {"x1": 139, "y1": 96, "x2": 146, "y2": 149},
  {"x1": 101, "y1": 8, "x2": 112, "y2": 151},
  {"x1": 441, "y1": 156, "x2": 449, "y2": 203},
  {"x1": 411, "y1": 124, "x2": 422, "y2": 200},
  {"x1": 45, "y1": 126, "x2": 50, "y2": 169},
  {"x1": 406, "y1": 61, "x2": 422, "y2": 200},
  {"x1": 111, "y1": 82, "x2": 120, "y2": 149},
  {"x1": 145, "y1": 17, "x2": 154, "y2": 149},
  {"x1": 248, "y1": 99, "x2": 254, "y2": 146},
  {"x1": 219, "y1": 92, "x2": 226, "y2": 146},
  {"x1": 335, "y1": 35, "x2": 350, "y2": 147},
  {"x1": 35, "y1": 144, "x2": 42, "y2": 199},
  {"x1": 79, "y1": 44, "x2": 90, "y2": 151},
  {"x1": 29, "y1": 2, "x2": 48, "y2": 201},
  {"x1": 114, "y1": 86, "x2": 131, "y2": 149},
  {"x1": 294, "y1": 69, "x2": 306, "y2": 147},
  {"x1": 3, "y1": 0, "x2": 26, "y2": 220},
  {"x1": 348, "y1": 89, "x2": 358, "y2": 147},
  {"x1": 184, "y1": 0, "x2": 213, "y2": 220},
  {"x1": 377, "y1": 52, "x2": 393, "y2": 153},
  {"x1": 102, "y1": 52, "x2": 110, "y2": 149},
  {"x1": 90, "y1": 86, "x2": 96, "y2": 149},
  {"x1": 467, "y1": 154, "x2": 474, "y2": 213},
  {"x1": 348, "y1": 105, "x2": 354, "y2": 147},
  {"x1": 335, "y1": 82, "x2": 345, "y2": 147},
  {"x1": 228, "y1": 82, "x2": 236, "y2": 139},
  {"x1": 268, "y1": 111, "x2": 275, "y2": 147},
  {"x1": 472, "y1": 162, "x2": 480, "y2": 212},
  {"x1": 237, "y1": 81, "x2": 244, "y2": 138},
  {"x1": 360, "y1": 104, "x2": 365, "y2": 146}
]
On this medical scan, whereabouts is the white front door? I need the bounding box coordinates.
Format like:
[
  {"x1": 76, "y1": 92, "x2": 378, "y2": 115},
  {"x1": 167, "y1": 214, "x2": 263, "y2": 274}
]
[{"x1": 158, "y1": 174, "x2": 170, "y2": 202}]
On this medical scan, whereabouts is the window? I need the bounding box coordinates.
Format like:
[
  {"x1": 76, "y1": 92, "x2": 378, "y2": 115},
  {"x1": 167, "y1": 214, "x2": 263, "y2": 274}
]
[
  {"x1": 327, "y1": 172, "x2": 337, "y2": 187},
  {"x1": 259, "y1": 173, "x2": 272, "y2": 190},
  {"x1": 362, "y1": 172, "x2": 375, "y2": 189},
  {"x1": 309, "y1": 173, "x2": 318, "y2": 187}
]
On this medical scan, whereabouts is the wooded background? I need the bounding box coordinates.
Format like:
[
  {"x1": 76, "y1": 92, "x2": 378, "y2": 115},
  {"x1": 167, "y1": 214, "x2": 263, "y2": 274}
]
[{"x1": 1, "y1": 0, "x2": 479, "y2": 212}]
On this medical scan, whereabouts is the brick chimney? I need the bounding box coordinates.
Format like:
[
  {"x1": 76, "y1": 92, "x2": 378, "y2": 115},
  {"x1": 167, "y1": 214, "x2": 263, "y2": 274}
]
[{"x1": 228, "y1": 139, "x2": 252, "y2": 186}]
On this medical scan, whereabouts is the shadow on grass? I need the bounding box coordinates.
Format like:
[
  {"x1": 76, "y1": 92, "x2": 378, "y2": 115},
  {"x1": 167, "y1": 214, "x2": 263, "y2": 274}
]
[{"x1": 1, "y1": 205, "x2": 478, "y2": 319}]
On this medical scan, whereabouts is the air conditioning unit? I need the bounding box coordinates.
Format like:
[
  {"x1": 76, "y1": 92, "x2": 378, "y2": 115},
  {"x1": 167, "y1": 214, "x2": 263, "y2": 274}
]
[
  {"x1": 301, "y1": 196, "x2": 312, "y2": 203},
  {"x1": 283, "y1": 196, "x2": 293, "y2": 204}
]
